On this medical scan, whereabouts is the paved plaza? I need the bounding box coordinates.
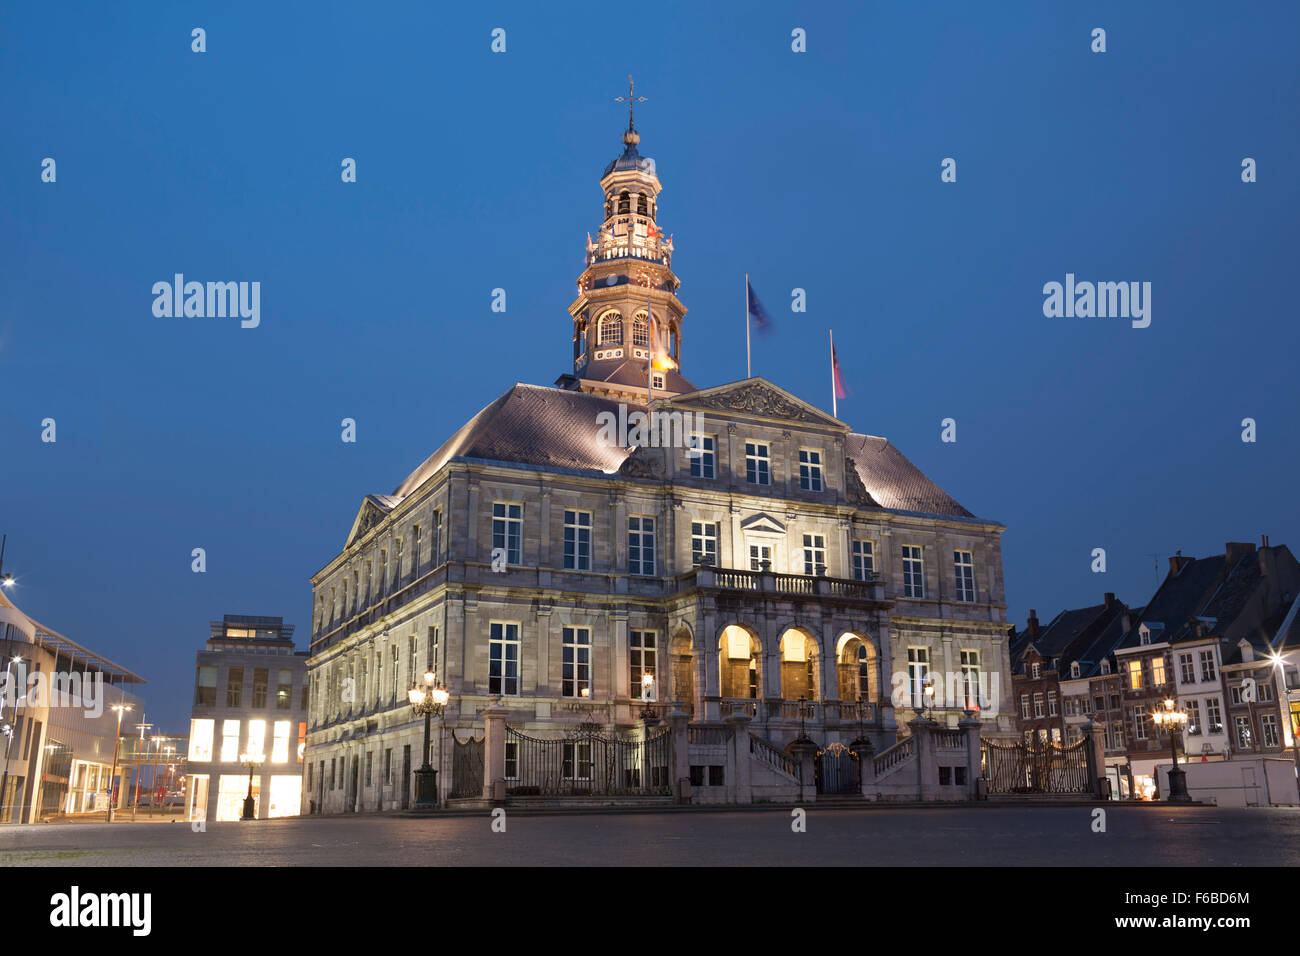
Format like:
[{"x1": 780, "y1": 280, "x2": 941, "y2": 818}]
[{"x1": 1, "y1": 804, "x2": 1298, "y2": 866}]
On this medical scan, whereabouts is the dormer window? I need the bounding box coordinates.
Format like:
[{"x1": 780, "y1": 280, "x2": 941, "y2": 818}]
[
  {"x1": 1031, "y1": 662, "x2": 1041, "y2": 679},
  {"x1": 1070, "y1": 662, "x2": 1081, "y2": 678},
  {"x1": 1100, "y1": 659, "x2": 1111, "y2": 675},
  {"x1": 651, "y1": 373, "x2": 665, "y2": 390},
  {"x1": 1139, "y1": 628, "x2": 1151, "y2": 646}
]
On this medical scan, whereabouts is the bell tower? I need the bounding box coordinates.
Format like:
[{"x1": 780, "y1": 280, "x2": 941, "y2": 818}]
[{"x1": 559, "y1": 77, "x2": 695, "y2": 402}]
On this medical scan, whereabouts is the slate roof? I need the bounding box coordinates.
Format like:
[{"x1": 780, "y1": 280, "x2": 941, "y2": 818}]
[
  {"x1": 573, "y1": 356, "x2": 698, "y2": 394},
  {"x1": 389, "y1": 382, "x2": 981, "y2": 522},
  {"x1": 845, "y1": 434, "x2": 973, "y2": 517},
  {"x1": 1068, "y1": 608, "x2": 1139, "y2": 678},
  {"x1": 1118, "y1": 556, "x2": 1229, "y2": 649}
]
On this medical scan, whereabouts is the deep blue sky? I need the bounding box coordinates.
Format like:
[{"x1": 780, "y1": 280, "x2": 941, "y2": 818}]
[{"x1": 3, "y1": 1, "x2": 1298, "y2": 732}]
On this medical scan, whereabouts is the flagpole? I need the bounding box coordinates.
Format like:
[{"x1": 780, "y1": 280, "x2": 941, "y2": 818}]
[
  {"x1": 829, "y1": 328, "x2": 837, "y2": 418},
  {"x1": 745, "y1": 273, "x2": 751, "y2": 379}
]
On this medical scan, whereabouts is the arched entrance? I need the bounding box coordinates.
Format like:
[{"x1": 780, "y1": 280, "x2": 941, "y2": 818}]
[
  {"x1": 835, "y1": 633, "x2": 878, "y2": 703},
  {"x1": 815, "y1": 741, "x2": 861, "y2": 794},
  {"x1": 778, "y1": 628, "x2": 820, "y2": 702},
  {"x1": 718, "y1": 625, "x2": 762, "y2": 708}
]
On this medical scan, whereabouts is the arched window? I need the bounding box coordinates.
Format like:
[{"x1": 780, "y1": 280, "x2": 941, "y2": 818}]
[
  {"x1": 632, "y1": 312, "x2": 649, "y2": 347},
  {"x1": 618, "y1": 191, "x2": 630, "y2": 214},
  {"x1": 637, "y1": 193, "x2": 648, "y2": 215},
  {"x1": 604, "y1": 197, "x2": 613, "y2": 218},
  {"x1": 597, "y1": 311, "x2": 623, "y2": 346}
]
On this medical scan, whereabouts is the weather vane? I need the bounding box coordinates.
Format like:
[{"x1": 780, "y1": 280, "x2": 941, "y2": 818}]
[{"x1": 614, "y1": 74, "x2": 646, "y2": 131}]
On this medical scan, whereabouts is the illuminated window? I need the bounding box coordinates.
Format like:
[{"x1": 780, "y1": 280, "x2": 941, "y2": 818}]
[
  {"x1": 297, "y1": 723, "x2": 306, "y2": 763},
  {"x1": 597, "y1": 310, "x2": 623, "y2": 345},
  {"x1": 1235, "y1": 716, "x2": 1253, "y2": 749},
  {"x1": 1127, "y1": 659, "x2": 1142, "y2": 690},
  {"x1": 272, "y1": 720, "x2": 291, "y2": 763},
  {"x1": 188, "y1": 719, "x2": 214, "y2": 762},
  {"x1": 220, "y1": 720, "x2": 240, "y2": 763},
  {"x1": 246, "y1": 719, "x2": 266, "y2": 761},
  {"x1": 960, "y1": 650, "x2": 981, "y2": 710},
  {"x1": 1151, "y1": 656, "x2": 1166, "y2": 686},
  {"x1": 632, "y1": 313, "x2": 649, "y2": 346},
  {"x1": 1261, "y1": 713, "x2": 1280, "y2": 748}
]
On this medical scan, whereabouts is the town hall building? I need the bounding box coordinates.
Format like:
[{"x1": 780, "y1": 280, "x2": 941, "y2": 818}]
[{"x1": 302, "y1": 98, "x2": 1016, "y2": 811}]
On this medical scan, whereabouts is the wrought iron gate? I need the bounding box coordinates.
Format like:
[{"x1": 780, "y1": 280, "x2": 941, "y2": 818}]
[
  {"x1": 815, "y1": 741, "x2": 860, "y2": 794},
  {"x1": 506, "y1": 725, "x2": 671, "y2": 796},
  {"x1": 450, "y1": 733, "x2": 484, "y2": 798},
  {"x1": 980, "y1": 737, "x2": 1092, "y2": 794}
]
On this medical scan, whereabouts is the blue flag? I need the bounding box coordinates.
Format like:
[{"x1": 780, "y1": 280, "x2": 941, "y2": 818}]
[{"x1": 747, "y1": 280, "x2": 773, "y2": 333}]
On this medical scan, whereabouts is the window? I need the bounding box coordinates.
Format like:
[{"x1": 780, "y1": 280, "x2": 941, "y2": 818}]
[
  {"x1": 1033, "y1": 693, "x2": 1044, "y2": 718},
  {"x1": 379, "y1": 550, "x2": 388, "y2": 595},
  {"x1": 798, "y1": 449, "x2": 823, "y2": 491},
  {"x1": 597, "y1": 310, "x2": 623, "y2": 345},
  {"x1": 1185, "y1": 699, "x2": 1201, "y2": 736},
  {"x1": 413, "y1": 524, "x2": 421, "y2": 573},
  {"x1": 226, "y1": 668, "x2": 244, "y2": 708},
  {"x1": 801, "y1": 534, "x2": 826, "y2": 575},
  {"x1": 1230, "y1": 686, "x2": 1243, "y2": 705},
  {"x1": 902, "y1": 545, "x2": 925, "y2": 598},
  {"x1": 851, "y1": 540, "x2": 874, "y2": 581},
  {"x1": 1178, "y1": 653, "x2": 1194, "y2": 684},
  {"x1": 690, "y1": 522, "x2": 718, "y2": 566},
  {"x1": 1047, "y1": 691, "x2": 1058, "y2": 716},
  {"x1": 1258, "y1": 680, "x2": 1274, "y2": 703},
  {"x1": 433, "y1": 509, "x2": 442, "y2": 564},
  {"x1": 857, "y1": 644, "x2": 871, "y2": 700},
  {"x1": 1020, "y1": 694, "x2": 1031, "y2": 719},
  {"x1": 246, "y1": 719, "x2": 267, "y2": 761},
  {"x1": 188, "y1": 719, "x2": 214, "y2": 762},
  {"x1": 1109, "y1": 722, "x2": 1125, "y2": 750},
  {"x1": 252, "y1": 668, "x2": 269, "y2": 708},
  {"x1": 628, "y1": 516, "x2": 656, "y2": 575},
  {"x1": 1206, "y1": 697, "x2": 1223, "y2": 733},
  {"x1": 1031, "y1": 661, "x2": 1041, "y2": 680},
  {"x1": 749, "y1": 544, "x2": 772, "y2": 571},
  {"x1": 907, "y1": 647, "x2": 929, "y2": 709},
  {"x1": 562, "y1": 627, "x2": 591, "y2": 698},
  {"x1": 384, "y1": 749, "x2": 392, "y2": 785},
  {"x1": 1109, "y1": 693, "x2": 1120, "y2": 710},
  {"x1": 492, "y1": 502, "x2": 523, "y2": 566},
  {"x1": 960, "y1": 650, "x2": 980, "y2": 710},
  {"x1": 276, "y1": 670, "x2": 292, "y2": 710},
  {"x1": 953, "y1": 551, "x2": 976, "y2": 602},
  {"x1": 391, "y1": 644, "x2": 400, "y2": 700},
  {"x1": 1132, "y1": 707, "x2": 1148, "y2": 740},
  {"x1": 632, "y1": 313, "x2": 648, "y2": 346},
  {"x1": 690, "y1": 435, "x2": 715, "y2": 479},
  {"x1": 563, "y1": 510, "x2": 592, "y2": 571},
  {"x1": 630, "y1": 631, "x2": 656, "y2": 700},
  {"x1": 272, "y1": 721, "x2": 291, "y2": 763},
  {"x1": 489, "y1": 623, "x2": 521, "y2": 696},
  {"x1": 745, "y1": 442, "x2": 771, "y2": 485},
  {"x1": 1064, "y1": 698, "x2": 1076, "y2": 717},
  {"x1": 1199, "y1": 651, "x2": 1216, "y2": 682},
  {"x1": 220, "y1": 719, "x2": 241, "y2": 762},
  {"x1": 428, "y1": 626, "x2": 440, "y2": 684},
  {"x1": 1070, "y1": 662, "x2": 1081, "y2": 679},
  {"x1": 563, "y1": 741, "x2": 593, "y2": 780},
  {"x1": 195, "y1": 667, "x2": 217, "y2": 707},
  {"x1": 1235, "y1": 716, "x2": 1253, "y2": 749},
  {"x1": 1127, "y1": 659, "x2": 1142, "y2": 691},
  {"x1": 1094, "y1": 695, "x2": 1106, "y2": 713},
  {"x1": 1151, "y1": 655, "x2": 1166, "y2": 687},
  {"x1": 1100, "y1": 659, "x2": 1112, "y2": 675},
  {"x1": 1260, "y1": 713, "x2": 1279, "y2": 748},
  {"x1": 652, "y1": 373, "x2": 665, "y2": 390}
]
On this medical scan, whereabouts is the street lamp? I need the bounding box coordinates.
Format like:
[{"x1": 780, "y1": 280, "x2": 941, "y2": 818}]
[
  {"x1": 922, "y1": 673, "x2": 937, "y2": 722},
  {"x1": 1151, "y1": 697, "x2": 1191, "y2": 802},
  {"x1": 639, "y1": 673, "x2": 659, "y2": 724},
  {"x1": 106, "y1": 702, "x2": 133, "y2": 822},
  {"x1": 408, "y1": 667, "x2": 449, "y2": 809},
  {"x1": 239, "y1": 751, "x2": 263, "y2": 820}
]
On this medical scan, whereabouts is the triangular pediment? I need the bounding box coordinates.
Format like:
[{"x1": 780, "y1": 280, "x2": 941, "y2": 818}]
[
  {"x1": 740, "y1": 512, "x2": 787, "y2": 536},
  {"x1": 345, "y1": 494, "x2": 401, "y2": 548},
  {"x1": 673, "y1": 377, "x2": 845, "y2": 429}
]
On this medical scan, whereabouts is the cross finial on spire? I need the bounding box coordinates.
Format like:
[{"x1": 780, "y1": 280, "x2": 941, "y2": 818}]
[{"x1": 614, "y1": 74, "x2": 646, "y2": 132}]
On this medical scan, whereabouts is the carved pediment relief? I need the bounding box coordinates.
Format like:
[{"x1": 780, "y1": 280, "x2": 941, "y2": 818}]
[
  {"x1": 618, "y1": 447, "x2": 666, "y2": 480},
  {"x1": 678, "y1": 379, "x2": 842, "y2": 428}
]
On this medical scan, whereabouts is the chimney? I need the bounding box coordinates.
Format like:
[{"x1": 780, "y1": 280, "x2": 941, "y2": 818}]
[
  {"x1": 1225, "y1": 541, "x2": 1256, "y2": 567},
  {"x1": 1169, "y1": 551, "x2": 1194, "y2": 576},
  {"x1": 1026, "y1": 609, "x2": 1040, "y2": 641},
  {"x1": 1103, "y1": 592, "x2": 1116, "y2": 609}
]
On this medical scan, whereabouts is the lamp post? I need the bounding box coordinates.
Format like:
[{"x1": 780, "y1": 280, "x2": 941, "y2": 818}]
[
  {"x1": 0, "y1": 654, "x2": 23, "y2": 822},
  {"x1": 639, "y1": 673, "x2": 660, "y2": 725},
  {"x1": 106, "y1": 702, "x2": 133, "y2": 822},
  {"x1": 407, "y1": 667, "x2": 449, "y2": 809},
  {"x1": 239, "y1": 751, "x2": 262, "y2": 820},
  {"x1": 131, "y1": 719, "x2": 152, "y2": 820},
  {"x1": 1151, "y1": 697, "x2": 1191, "y2": 802},
  {"x1": 922, "y1": 673, "x2": 937, "y2": 722}
]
